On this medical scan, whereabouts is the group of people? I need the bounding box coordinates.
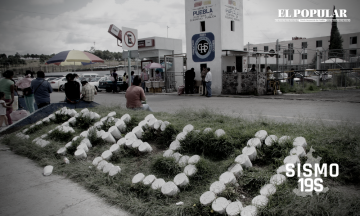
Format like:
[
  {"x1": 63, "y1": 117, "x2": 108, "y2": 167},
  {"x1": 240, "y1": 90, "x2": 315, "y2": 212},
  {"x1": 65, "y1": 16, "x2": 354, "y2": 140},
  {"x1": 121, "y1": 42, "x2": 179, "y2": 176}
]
[
  {"x1": 184, "y1": 67, "x2": 212, "y2": 97},
  {"x1": 0, "y1": 70, "x2": 52, "y2": 127},
  {"x1": 0, "y1": 70, "x2": 100, "y2": 127},
  {"x1": 110, "y1": 69, "x2": 136, "y2": 93},
  {"x1": 63, "y1": 73, "x2": 97, "y2": 104}
]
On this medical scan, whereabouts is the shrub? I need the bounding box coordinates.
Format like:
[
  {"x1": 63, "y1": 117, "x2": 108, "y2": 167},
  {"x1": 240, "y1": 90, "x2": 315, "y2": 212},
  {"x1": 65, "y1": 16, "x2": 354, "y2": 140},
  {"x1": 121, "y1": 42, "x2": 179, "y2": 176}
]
[
  {"x1": 75, "y1": 115, "x2": 96, "y2": 130},
  {"x1": 54, "y1": 113, "x2": 71, "y2": 124},
  {"x1": 238, "y1": 168, "x2": 274, "y2": 196},
  {"x1": 189, "y1": 158, "x2": 214, "y2": 185},
  {"x1": 179, "y1": 131, "x2": 234, "y2": 161},
  {"x1": 47, "y1": 128, "x2": 74, "y2": 143},
  {"x1": 125, "y1": 117, "x2": 139, "y2": 133},
  {"x1": 100, "y1": 118, "x2": 115, "y2": 132},
  {"x1": 87, "y1": 127, "x2": 106, "y2": 147},
  {"x1": 151, "y1": 156, "x2": 182, "y2": 178},
  {"x1": 256, "y1": 140, "x2": 294, "y2": 169},
  {"x1": 142, "y1": 124, "x2": 179, "y2": 149},
  {"x1": 66, "y1": 137, "x2": 83, "y2": 155}
]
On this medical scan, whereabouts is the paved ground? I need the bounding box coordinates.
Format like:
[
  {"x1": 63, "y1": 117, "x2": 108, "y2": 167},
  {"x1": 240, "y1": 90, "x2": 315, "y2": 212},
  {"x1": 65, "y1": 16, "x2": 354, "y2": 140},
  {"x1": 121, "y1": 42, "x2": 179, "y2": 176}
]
[
  {"x1": 0, "y1": 144, "x2": 131, "y2": 216},
  {"x1": 48, "y1": 88, "x2": 360, "y2": 125},
  {"x1": 1, "y1": 89, "x2": 359, "y2": 216}
]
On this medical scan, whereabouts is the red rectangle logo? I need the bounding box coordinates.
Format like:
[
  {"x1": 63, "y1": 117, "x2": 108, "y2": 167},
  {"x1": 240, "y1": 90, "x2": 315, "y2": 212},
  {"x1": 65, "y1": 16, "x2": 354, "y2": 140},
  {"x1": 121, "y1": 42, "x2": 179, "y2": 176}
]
[{"x1": 194, "y1": 1, "x2": 202, "y2": 7}]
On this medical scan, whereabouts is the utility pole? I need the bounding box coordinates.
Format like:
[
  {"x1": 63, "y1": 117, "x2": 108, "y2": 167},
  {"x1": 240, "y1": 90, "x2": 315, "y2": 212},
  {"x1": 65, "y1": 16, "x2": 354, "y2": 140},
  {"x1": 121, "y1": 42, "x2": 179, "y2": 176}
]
[
  {"x1": 276, "y1": 39, "x2": 279, "y2": 72},
  {"x1": 167, "y1": 26, "x2": 170, "y2": 38}
]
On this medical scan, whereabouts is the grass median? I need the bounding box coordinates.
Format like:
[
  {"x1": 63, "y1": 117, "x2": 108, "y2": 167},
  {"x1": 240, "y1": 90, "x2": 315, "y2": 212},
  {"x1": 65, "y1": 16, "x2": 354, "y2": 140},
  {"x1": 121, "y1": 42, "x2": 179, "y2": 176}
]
[{"x1": 2, "y1": 105, "x2": 360, "y2": 216}]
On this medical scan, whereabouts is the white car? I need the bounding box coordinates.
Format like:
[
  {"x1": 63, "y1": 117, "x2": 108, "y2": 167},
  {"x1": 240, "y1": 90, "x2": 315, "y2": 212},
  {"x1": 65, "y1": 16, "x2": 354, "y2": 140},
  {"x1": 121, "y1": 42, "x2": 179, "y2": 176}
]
[
  {"x1": 89, "y1": 77, "x2": 106, "y2": 92},
  {"x1": 49, "y1": 77, "x2": 67, "y2": 91}
]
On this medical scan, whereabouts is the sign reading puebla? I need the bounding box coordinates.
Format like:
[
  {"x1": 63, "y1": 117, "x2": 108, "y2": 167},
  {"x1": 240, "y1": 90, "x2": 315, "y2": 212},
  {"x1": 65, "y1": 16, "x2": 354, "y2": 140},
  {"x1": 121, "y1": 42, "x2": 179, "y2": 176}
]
[
  {"x1": 192, "y1": 33, "x2": 215, "y2": 62},
  {"x1": 191, "y1": 1, "x2": 216, "y2": 22}
]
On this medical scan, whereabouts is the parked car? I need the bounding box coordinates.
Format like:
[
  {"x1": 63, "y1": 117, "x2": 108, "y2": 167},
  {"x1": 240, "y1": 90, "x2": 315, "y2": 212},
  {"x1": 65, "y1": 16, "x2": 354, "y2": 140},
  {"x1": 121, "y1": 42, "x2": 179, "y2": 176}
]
[
  {"x1": 45, "y1": 77, "x2": 58, "y2": 81},
  {"x1": 49, "y1": 77, "x2": 67, "y2": 91},
  {"x1": 99, "y1": 77, "x2": 127, "y2": 92},
  {"x1": 88, "y1": 77, "x2": 106, "y2": 92},
  {"x1": 273, "y1": 71, "x2": 300, "y2": 83}
]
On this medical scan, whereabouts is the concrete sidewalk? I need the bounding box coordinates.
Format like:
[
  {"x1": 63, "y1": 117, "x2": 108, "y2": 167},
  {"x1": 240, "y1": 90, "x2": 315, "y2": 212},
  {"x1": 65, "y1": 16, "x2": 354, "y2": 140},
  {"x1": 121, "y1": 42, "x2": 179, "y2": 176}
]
[
  {"x1": 0, "y1": 144, "x2": 131, "y2": 216},
  {"x1": 116, "y1": 88, "x2": 360, "y2": 103}
]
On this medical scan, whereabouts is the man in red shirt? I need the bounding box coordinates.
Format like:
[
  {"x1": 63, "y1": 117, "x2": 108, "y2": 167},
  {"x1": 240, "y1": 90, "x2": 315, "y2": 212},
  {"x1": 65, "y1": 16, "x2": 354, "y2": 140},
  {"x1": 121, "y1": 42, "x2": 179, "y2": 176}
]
[{"x1": 125, "y1": 75, "x2": 153, "y2": 112}]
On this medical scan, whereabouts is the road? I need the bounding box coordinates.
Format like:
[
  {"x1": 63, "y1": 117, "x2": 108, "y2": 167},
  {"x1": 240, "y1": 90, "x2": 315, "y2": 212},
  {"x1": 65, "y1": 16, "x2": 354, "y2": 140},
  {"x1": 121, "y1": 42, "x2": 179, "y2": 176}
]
[{"x1": 50, "y1": 91, "x2": 360, "y2": 125}]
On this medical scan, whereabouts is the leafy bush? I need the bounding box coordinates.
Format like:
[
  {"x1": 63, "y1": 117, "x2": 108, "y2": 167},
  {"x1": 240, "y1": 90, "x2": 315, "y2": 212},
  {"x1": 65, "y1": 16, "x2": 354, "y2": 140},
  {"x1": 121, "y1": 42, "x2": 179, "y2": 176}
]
[
  {"x1": 54, "y1": 113, "x2": 71, "y2": 124},
  {"x1": 256, "y1": 140, "x2": 294, "y2": 169},
  {"x1": 124, "y1": 117, "x2": 139, "y2": 133},
  {"x1": 47, "y1": 128, "x2": 74, "y2": 143},
  {"x1": 151, "y1": 157, "x2": 182, "y2": 178},
  {"x1": 238, "y1": 168, "x2": 274, "y2": 196},
  {"x1": 188, "y1": 158, "x2": 214, "y2": 185},
  {"x1": 66, "y1": 137, "x2": 83, "y2": 155},
  {"x1": 24, "y1": 124, "x2": 44, "y2": 135},
  {"x1": 179, "y1": 131, "x2": 234, "y2": 160},
  {"x1": 142, "y1": 124, "x2": 179, "y2": 149},
  {"x1": 87, "y1": 127, "x2": 106, "y2": 147},
  {"x1": 75, "y1": 115, "x2": 96, "y2": 130},
  {"x1": 100, "y1": 118, "x2": 115, "y2": 132}
]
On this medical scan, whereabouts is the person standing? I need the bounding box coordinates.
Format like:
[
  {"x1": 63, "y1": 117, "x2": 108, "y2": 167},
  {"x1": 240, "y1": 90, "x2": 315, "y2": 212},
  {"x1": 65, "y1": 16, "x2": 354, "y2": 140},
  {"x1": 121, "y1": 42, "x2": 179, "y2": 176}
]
[
  {"x1": 140, "y1": 69, "x2": 149, "y2": 92},
  {"x1": 81, "y1": 81, "x2": 97, "y2": 103},
  {"x1": 232, "y1": 66, "x2": 237, "y2": 74},
  {"x1": 64, "y1": 73, "x2": 81, "y2": 104},
  {"x1": 0, "y1": 70, "x2": 15, "y2": 125},
  {"x1": 288, "y1": 68, "x2": 295, "y2": 87},
  {"x1": 31, "y1": 71, "x2": 53, "y2": 109},
  {"x1": 185, "y1": 68, "x2": 195, "y2": 94},
  {"x1": 205, "y1": 68, "x2": 212, "y2": 97},
  {"x1": 112, "y1": 69, "x2": 118, "y2": 93},
  {"x1": 16, "y1": 70, "x2": 35, "y2": 113},
  {"x1": 250, "y1": 64, "x2": 257, "y2": 72},
  {"x1": 0, "y1": 92, "x2": 13, "y2": 127},
  {"x1": 130, "y1": 71, "x2": 135, "y2": 84},
  {"x1": 201, "y1": 67, "x2": 207, "y2": 96}
]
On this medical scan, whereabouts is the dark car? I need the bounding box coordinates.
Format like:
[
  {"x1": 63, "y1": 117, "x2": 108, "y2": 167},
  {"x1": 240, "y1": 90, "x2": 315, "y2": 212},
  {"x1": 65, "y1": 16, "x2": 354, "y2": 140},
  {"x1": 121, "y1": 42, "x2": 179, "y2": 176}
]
[{"x1": 99, "y1": 77, "x2": 128, "y2": 92}]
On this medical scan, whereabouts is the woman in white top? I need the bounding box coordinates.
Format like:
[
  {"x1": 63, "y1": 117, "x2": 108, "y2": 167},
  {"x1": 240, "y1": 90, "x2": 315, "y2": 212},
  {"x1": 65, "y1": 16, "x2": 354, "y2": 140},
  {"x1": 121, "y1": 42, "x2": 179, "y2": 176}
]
[{"x1": 16, "y1": 70, "x2": 35, "y2": 113}]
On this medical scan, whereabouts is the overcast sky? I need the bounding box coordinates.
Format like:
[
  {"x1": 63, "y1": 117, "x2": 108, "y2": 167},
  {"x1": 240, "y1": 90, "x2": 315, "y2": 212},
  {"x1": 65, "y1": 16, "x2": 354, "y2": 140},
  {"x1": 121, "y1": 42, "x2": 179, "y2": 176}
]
[{"x1": 0, "y1": 0, "x2": 359, "y2": 56}]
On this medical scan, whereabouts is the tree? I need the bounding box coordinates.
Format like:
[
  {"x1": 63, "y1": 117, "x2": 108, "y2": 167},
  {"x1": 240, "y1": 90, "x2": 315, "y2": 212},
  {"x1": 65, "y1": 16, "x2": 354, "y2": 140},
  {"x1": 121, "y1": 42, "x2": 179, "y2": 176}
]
[{"x1": 328, "y1": 5, "x2": 343, "y2": 58}]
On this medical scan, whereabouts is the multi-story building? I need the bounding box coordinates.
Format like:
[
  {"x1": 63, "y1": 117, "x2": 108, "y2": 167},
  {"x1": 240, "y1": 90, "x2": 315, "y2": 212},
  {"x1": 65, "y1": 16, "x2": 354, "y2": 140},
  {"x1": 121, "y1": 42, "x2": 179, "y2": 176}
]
[
  {"x1": 244, "y1": 32, "x2": 360, "y2": 70},
  {"x1": 185, "y1": 0, "x2": 246, "y2": 94}
]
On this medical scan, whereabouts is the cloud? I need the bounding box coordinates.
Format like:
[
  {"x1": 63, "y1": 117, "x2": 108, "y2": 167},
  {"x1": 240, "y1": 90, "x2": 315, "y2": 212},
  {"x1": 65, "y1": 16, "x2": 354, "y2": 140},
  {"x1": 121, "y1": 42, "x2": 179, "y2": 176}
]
[
  {"x1": 0, "y1": 0, "x2": 359, "y2": 56},
  {"x1": 30, "y1": 0, "x2": 64, "y2": 5}
]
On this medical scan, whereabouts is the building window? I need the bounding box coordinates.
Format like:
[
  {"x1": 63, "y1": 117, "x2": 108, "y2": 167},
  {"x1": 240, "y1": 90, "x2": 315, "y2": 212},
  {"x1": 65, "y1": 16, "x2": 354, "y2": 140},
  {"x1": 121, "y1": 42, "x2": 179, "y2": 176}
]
[
  {"x1": 253, "y1": 47, "x2": 257, "y2": 52},
  {"x1": 350, "y1": 36, "x2": 357, "y2": 45},
  {"x1": 264, "y1": 46, "x2": 269, "y2": 52},
  {"x1": 316, "y1": 40, "x2": 322, "y2": 47},
  {"x1": 244, "y1": 48, "x2": 247, "y2": 51},
  {"x1": 231, "y1": 21, "x2": 235, "y2": 31},
  {"x1": 200, "y1": 21, "x2": 205, "y2": 32},
  {"x1": 302, "y1": 42, "x2": 307, "y2": 49},
  {"x1": 302, "y1": 53, "x2": 308, "y2": 60},
  {"x1": 288, "y1": 43, "x2": 293, "y2": 49},
  {"x1": 350, "y1": 50, "x2": 357, "y2": 56}
]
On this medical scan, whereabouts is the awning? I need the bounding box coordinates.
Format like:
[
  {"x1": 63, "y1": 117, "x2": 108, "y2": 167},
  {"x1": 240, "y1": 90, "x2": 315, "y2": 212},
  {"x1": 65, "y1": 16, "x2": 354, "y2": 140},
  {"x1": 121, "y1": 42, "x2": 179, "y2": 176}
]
[{"x1": 222, "y1": 49, "x2": 248, "y2": 56}]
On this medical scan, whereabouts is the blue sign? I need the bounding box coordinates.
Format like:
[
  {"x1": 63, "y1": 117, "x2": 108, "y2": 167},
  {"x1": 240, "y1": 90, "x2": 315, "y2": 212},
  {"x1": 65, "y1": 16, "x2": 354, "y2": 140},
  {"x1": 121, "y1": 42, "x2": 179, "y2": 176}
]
[{"x1": 192, "y1": 32, "x2": 215, "y2": 62}]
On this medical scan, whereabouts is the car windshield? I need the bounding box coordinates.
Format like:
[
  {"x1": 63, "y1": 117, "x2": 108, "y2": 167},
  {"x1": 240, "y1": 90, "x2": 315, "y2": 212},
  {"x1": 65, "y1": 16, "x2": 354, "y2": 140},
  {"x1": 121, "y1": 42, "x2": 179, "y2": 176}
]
[{"x1": 91, "y1": 77, "x2": 101, "y2": 82}]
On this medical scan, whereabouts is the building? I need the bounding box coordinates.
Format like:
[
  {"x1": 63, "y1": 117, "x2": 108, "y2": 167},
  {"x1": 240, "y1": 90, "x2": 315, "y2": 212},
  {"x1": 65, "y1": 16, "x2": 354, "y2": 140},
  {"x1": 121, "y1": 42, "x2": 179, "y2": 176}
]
[
  {"x1": 123, "y1": 36, "x2": 183, "y2": 88},
  {"x1": 185, "y1": 0, "x2": 247, "y2": 95},
  {"x1": 244, "y1": 32, "x2": 360, "y2": 70}
]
